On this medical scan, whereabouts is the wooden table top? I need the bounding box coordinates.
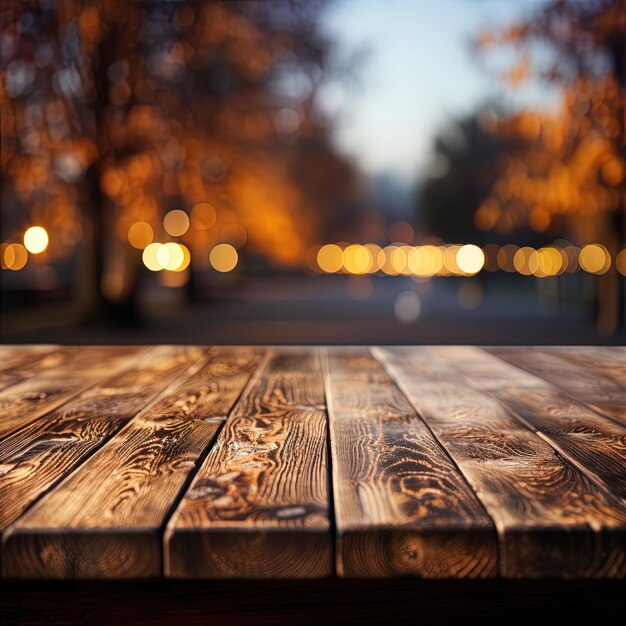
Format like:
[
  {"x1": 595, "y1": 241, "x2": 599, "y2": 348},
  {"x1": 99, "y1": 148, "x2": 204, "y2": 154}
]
[{"x1": 0, "y1": 345, "x2": 625, "y2": 581}]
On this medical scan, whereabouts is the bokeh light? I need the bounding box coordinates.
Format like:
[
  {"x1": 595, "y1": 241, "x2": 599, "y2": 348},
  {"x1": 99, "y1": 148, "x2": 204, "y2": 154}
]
[
  {"x1": 210, "y1": 243, "x2": 238, "y2": 273},
  {"x1": 23, "y1": 226, "x2": 49, "y2": 254},
  {"x1": 317, "y1": 244, "x2": 343, "y2": 273},
  {"x1": 157, "y1": 242, "x2": 185, "y2": 271},
  {"x1": 173, "y1": 244, "x2": 191, "y2": 272},
  {"x1": 389, "y1": 246, "x2": 408, "y2": 274},
  {"x1": 142, "y1": 243, "x2": 163, "y2": 271},
  {"x1": 163, "y1": 210, "x2": 190, "y2": 237},
  {"x1": 424, "y1": 246, "x2": 445, "y2": 276},
  {"x1": 379, "y1": 246, "x2": 399, "y2": 275},
  {"x1": 513, "y1": 247, "x2": 535, "y2": 276},
  {"x1": 579, "y1": 244, "x2": 610, "y2": 275},
  {"x1": 535, "y1": 247, "x2": 563, "y2": 277},
  {"x1": 364, "y1": 244, "x2": 382, "y2": 272},
  {"x1": 128, "y1": 222, "x2": 154, "y2": 250},
  {"x1": 2, "y1": 243, "x2": 28, "y2": 270},
  {"x1": 456, "y1": 244, "x2": 485, "y2": 275},
  {"x1": 190, "y1": 202, "x2": 217, "y2": 230},
  {"x1": 441, "y1": 245, "x2": 460, "y2": 275},
  {"x1": 343, "y1": 244, "x2": 372, "y2": 274},
  {"x1": 394, "y1": 291, "x2": 421, "y2": 324},
  {"x1": 313, "y1": 240, "x2": 626, "y2": 282}
]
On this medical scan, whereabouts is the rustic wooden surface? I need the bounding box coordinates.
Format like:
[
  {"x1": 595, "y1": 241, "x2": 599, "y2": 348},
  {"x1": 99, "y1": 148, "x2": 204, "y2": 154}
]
[
  {"x1": 0, "y1": 346, "x2": 146, "y2": 439},
  {"x1": 489, "y1": 347, "x2": 626, "y2": 427},
  {"x1": 3, "y1": 347, "x2": 261, "y2": 579},
  {"x1": 165, "y1": 349, "x2": 331, "y2": 579},
  {"x1": 1, "y1": 345, "x2": 625, "y2": 580},
  {"x1": 325, "y1": 348, "x2": 497, "y2": 578},
  {"x1": 0, "y1": 347, "x2": 202, "y2": 536},
  {"x1": 376, "y1": 347, "x2": 626, "y2": 578}
]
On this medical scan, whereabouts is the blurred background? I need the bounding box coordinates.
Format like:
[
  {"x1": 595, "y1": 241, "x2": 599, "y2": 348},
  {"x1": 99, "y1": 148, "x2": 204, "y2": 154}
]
[{"x1": 1, "y1": 0, "x2": 625, "y2": 344}]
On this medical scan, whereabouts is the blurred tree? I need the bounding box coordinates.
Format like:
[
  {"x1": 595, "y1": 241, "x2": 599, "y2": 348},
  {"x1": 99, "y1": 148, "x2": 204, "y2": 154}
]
[
  {"x1": 421, "y1": 112, "x2": 530, "y2": 244},
  {"x1": 1, "y1": 0, "x2": 358, "y2": 323},
  {"x1": 474, "y1": 0, "x2": 626, "y2": 332}
]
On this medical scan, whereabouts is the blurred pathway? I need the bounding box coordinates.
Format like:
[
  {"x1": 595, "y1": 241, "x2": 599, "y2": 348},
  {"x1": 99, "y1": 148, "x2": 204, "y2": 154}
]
[{"x1": 3, "y1": 275, "x2": 624, "y2": 345}]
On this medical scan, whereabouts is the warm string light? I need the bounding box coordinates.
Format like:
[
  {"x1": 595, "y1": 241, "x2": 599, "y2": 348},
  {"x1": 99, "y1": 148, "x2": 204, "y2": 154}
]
[
  {"x1": 2, "y1": 224, "x2": 624, "y2": 283},
  {"x1": 1, "y1": 226, "x2": 49, "y2": 271},
  {"x1": 0, "y1": 243, "x2": 28, "y2": 271},
  {"x1": 23, "y1": 226, "x2": 49, "y2": 254},
  {"x1": 142, "y1": 242, "x2": 191, "y2": 272},
  {"x1": 209, "y1": 243, "x2": 238, "y2": 272},
  {"x1": 0, "y1": 209, "x2": 245, "y2": 276},
  {"x1": 313, "y1": 242, "x2": 623, "y2": 277},
  {"x1": 127, "y1": 207, "x2": 241, "y2": 274}
]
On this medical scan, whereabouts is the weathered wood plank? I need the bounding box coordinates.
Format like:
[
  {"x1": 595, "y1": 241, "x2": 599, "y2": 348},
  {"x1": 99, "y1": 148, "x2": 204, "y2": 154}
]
[
  {"x1": 0, "y1": 345, "x2": 50, "y2": 354},
  {"x1": 0, "y1": 345, "x2": 53, "y2": 360},
  {"x1": 165, "y1": 349, "x2": 332, "y2": 579},
  {"x1": 0, "y1": 347, "x2": 114, "y2": 390},
  {"x1": 2, "y1": 348, "x2": 262, "y2": 580},
  {"x1": 375, "y1": 347, "x2": 626, "y2": 578},
  {"x1": 545, "y1": 347, "x2": 626, "y2": 387},
  {"x1": 0, "y1": 346, "x2": 146, "y2": 391},
  {"x1": 0, "y1": 351, "x2": 56, "y2": 391},
  {"x1": 0, "y1": 346, "x2": 147, "y2": 440},
  {"x1": 325, "y1": 348, "x2": 497, "y2": 578},
  {"x1": 438, "y1": 346, "x2": 626, "y2": 499},
  {"x1": 0, "y1": 347, "x2": 204, "y2": 548},
  {"x1": 0, "y1": 346, "x2": 60, "y2": 390},
  {"x1": 431, "y1": 347, "x2": 626, "y2": 501},
  {"x1": 488, "y1": 347, "x2": 626, "y2": 427}
]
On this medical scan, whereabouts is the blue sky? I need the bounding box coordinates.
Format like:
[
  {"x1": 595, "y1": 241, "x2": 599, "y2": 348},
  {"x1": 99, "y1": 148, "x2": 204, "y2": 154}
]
[{"x1": 318, "y1": 0, "x2": 558, "y2": 183}]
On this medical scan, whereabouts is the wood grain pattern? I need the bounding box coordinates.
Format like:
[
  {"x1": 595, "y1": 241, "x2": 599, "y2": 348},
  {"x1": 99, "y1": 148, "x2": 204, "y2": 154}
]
[
  {"x1": 2, "y1": 345, "x2": 626, "y2": 581},
  {"x1": 2, "y1": 348, "x2": 262, "y2": 580},
  {"x1": 544, "y1": 347, "x2": 626, "y2": 387},
  {"x1": 325, "y1": 348, "x2": 497, "y2": 578},
  {"x1": 0, "y1": 346, "x2": 60, "y2": 390},
  {"x1": 0, "y1": 346, "x2": 54, "y2": 363},
  {"x1": 0, "y1": 347, "x2": 203, "y2": 545},
  {"x1": 488, "y1": 347, "x2": 626, "y2": 427},
  {"x1": 375, "y1": 347, "x2": 626, "y2": 578},
  {"x1": 432, "y1": 347, "x2": 626, "y2": 500},
  {"x1": 0, "y1": 346, "x2": 52, "y2": 358},
  {"x1": 0, "y1": 346, "x2": 147, "y2": 440},
  {"x1": 165, "y1": 349, "x2": 332, "y2": 579}
]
